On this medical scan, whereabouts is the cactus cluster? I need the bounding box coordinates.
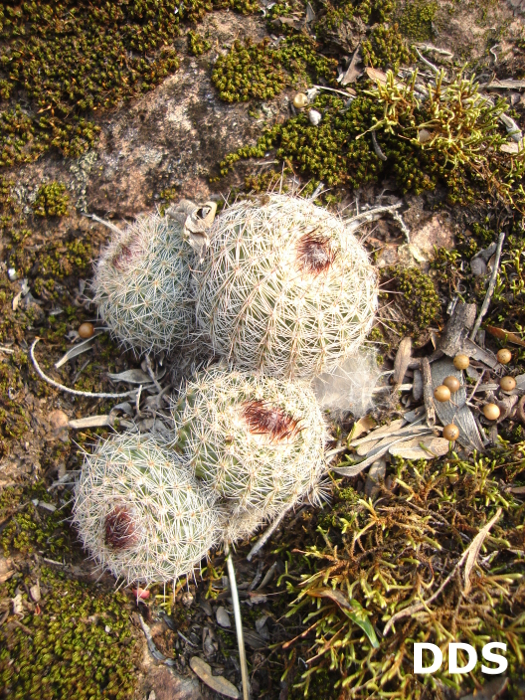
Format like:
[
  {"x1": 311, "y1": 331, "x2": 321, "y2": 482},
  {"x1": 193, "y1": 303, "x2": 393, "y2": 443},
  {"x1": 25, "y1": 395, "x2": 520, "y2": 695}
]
[
  {"x1": 171, "y1": 367, "x2": 327, "y2": 539},
  {"x1": 93, "y1": 213, "x2": 195, "y2": 354},
  {"x1": 73, "y1": 433, "x2": 220, "y2": 585},
  {"x1": 76, "y1": 192, "x2": 379, "y2": 584},
  {"x1": 195, "y1": 194, "x2": 378, "y2": 379}
]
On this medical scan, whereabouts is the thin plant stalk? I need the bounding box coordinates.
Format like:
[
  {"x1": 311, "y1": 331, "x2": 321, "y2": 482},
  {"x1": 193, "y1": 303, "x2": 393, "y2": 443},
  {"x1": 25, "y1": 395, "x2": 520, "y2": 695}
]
[{"x1": 225, "y1": 541, "x2": 250, "y2": 700}]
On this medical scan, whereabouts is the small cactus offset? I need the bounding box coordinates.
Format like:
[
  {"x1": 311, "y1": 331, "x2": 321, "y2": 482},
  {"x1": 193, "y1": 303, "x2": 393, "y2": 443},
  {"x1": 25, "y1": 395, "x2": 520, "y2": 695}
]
[
  {"x1": 73, "y1": 433, "x2": 220, "y2": 585},
  {"x1": 171, "y1": 366, "x2": 327, "y2": 532},
  {"x1": 93, "y1": 213, "x2": 195, "y2": 354},
  {"x1": 195, "y1": 193, "x2": 378, "y2": 379}
]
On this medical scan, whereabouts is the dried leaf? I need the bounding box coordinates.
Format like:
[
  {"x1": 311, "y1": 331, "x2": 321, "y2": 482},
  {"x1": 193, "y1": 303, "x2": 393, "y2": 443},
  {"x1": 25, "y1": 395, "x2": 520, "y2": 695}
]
[
  {"x1": 340, "y1": 48, "x2": 362, "y2": 86},
  {"x1": 389, "y1": 436, "x2": 450, "y2": 460},
  {"x1": 365, "y1": 67, "x2": 387, "y2": 84},
  {"x1": 463, "y1": 508, "x2": 502, "y2": 596},
  {"x1": 190, "y1": 657, "x2": 240, "y2": 698},
  {"x1": 108, "y1": 369, "x2": 152, "y2": 384},
  {"x1": 487, "y1": 78, "x2": 525, "y2": 89},
  {"x1": 485, "y1": 325, "x2": 525, "y2": 347},
  {"x1": 350, "y1": 418, "x2": 405, "y2": 447},
  {"x1": 350, "y1": 415, "x2": 376, "y2": 441},
  {"x1": 393, "y1": 337, "x2": 412, "y2": 385},
  {"x1": 430, "y1": 358, "x2": 485, "y2": 451},
  {"x1": 307, "y1": 587, "x2": 351, "y2": 609},
  {"x1": 54, "y1": 335, "x2": 100, "y2": 369},
  {"x1": 68, "y1": 415, "x2": 112, "y2": 429}
]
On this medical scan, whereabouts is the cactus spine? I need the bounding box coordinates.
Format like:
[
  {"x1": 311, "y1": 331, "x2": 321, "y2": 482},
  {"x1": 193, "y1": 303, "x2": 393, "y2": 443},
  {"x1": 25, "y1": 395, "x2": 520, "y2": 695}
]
[
  {"x1": 195, "y1": 193, "x2": 378, "y2": 379},
  {"x1": 93, "y1": 214, "x2": 195, "y2": 354},
  {"x1": 73, "y1": 433, "x2": 220, "y2": 585},
  {"x1": 171, "y1": 367, "x2": 327, "y2": 535}
]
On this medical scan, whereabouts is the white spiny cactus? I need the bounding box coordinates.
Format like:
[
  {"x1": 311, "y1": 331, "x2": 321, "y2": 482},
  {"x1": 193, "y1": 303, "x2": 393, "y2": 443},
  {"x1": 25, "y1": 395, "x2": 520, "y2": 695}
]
[
  {"x1": 73, "y1": 433, "x2": 220, "y2": 585},
  {"x1": 93, "y1": 213, "x2": 195, "y2": 354},
  {"x1": 171, "y1": 367, "x2": 327, "y2": 527},
  {"x1": 194, "y1": 193, "x2": 378, "y2": 379}
]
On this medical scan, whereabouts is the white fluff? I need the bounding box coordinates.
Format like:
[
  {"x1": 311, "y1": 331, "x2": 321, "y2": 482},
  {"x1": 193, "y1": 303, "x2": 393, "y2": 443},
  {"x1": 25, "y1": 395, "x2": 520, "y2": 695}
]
[{"x1": 312, "y1": 349, "x2": 382, "y2": 418}]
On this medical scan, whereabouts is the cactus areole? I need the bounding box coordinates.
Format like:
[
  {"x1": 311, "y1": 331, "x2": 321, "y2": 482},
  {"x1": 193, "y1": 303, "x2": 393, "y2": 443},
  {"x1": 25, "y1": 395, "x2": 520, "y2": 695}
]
[{"x1": 195, "y1": 194, "x2": 378, "y2": 379}]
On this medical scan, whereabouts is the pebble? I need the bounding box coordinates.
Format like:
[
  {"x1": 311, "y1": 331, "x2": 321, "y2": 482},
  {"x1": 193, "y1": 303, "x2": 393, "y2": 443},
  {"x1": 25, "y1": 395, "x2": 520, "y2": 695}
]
[
  {"x1": 470, "y1": 256, "x2": 487, "y2": 276},
  {"x1": 308, "y1": 109, "x2": 322, "y2": 125},
  {"x1": 216, "y1": 606, "x2": 231, "y2": 628},
  {"x1": 48, "y1": 409, "x2": 69, "y2": 431}
]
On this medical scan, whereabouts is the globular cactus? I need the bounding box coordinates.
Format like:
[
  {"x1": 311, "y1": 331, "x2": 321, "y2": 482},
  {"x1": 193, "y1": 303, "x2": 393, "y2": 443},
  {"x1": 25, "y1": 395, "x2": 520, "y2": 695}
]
[
  {"x1": 93, "y1": 213, "x2": 195, "y2": 354},
  {"x1": 194, "y1": 193, "x2": 378, "y2": 379},
  {"x1": 73, "y1": 433, "x2": 220, "y2": 585},
  {"x1": 171, "y1": 367, "x2": 327, "y2": 531}
]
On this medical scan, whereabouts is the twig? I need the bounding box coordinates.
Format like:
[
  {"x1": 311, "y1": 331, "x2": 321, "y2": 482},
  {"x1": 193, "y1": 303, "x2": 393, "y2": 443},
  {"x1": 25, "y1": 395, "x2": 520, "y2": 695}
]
[
  {"x1": 246, "y1": 505, "x2": 293, "y2": 562},
  {"x1": 371, "y1": 131, "x2": 387, "y2": 161},
  {"x1": 470, "y1": 232, "x2": 505, "y2": 341},
  {"x1": 145, "y1": 354, "x2": 163, "y2": 393},
  {"x1": 312, "y1": 84, "x2": 355, "y2": 97},
  {"x1": 30, "y1": 339, "x2": 139, "y2": 399},
  {"x1": 390, "y1": 209, "x2": 411, "y2": 243},
  {"x1": 344, "y1": 202, "x2": 403, "y2": 224},
  {"x1": 420, "y1": 357, "x2": 436, "y2": 427},
  {"x1": 414, "y1": 47, "x2": 440, "y2": 75},
  {"x1": 225, "y1": 542, "x2": 250, "y2": 700},
  {"x1": 85, "y1": 213, "x2": 123, "y2": 236}
]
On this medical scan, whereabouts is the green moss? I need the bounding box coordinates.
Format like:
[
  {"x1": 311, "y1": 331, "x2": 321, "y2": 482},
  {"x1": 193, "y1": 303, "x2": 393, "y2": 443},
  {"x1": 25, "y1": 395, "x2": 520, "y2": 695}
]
[
  {"x1": 0, "y1": 351, "x2": 30, "y2": 458},
  {"x1": 398, "y1": 0, "x2": 438, "y2": 40},
  {"x1": 389, "y1": 265, "x2": 442, "y2": 334},
  {"x1": 211, "y1": 35, "x2": 337, "y2": 103},
  {"x1": 0, "y1": 567, "x2": 138, "y2": 700},
  {"x1": 187, "y1": 29, "x2": 211, "y2": 56},
  {"x1": 0, "y1": 0, "x2": 261, "y2": 166},
  {"x1": 33, "y1": 182, "x2": 69, "y2": 217},
  {"x1": 212, "y1": 38, "x2": 287, "y2": 103},
  {"x1": 216, "y1": 68, "x2": 524, "y2": 214},
  {"x1": 362, "y1": 22, "x2": 414, "y2": 71}
]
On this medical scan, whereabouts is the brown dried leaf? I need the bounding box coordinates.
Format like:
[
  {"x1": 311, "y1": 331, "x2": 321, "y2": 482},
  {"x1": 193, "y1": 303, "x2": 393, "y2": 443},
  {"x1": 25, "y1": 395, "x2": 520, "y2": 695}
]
[
  {"x1": 307, "y1": 588, "x2": 351, "y2": 609},
  {"x1": 393, "y1": 336, "x2": 412, "y2": 386},
  {"x1": 463, "y1": 508, "x2": 502, "y2": 596},
  {"x1": 365, "y1": 67, "x2": 387, "y2": 84},
  {"x1": 485, "y1": 325, "x2": 525, "y2": 347},
  {"x1": 190, "y1": 657, "x2": 240, "y2": 698},
  {"x1": 389, "y1": 436, "x2": 449, "y2": 460}
]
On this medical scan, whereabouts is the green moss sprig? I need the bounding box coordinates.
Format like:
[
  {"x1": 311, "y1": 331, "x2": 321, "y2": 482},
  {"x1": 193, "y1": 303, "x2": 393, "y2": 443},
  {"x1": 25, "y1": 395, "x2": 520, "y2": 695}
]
[{"x1": 33, "y1": 182, "x2": 69, "y2": 217}]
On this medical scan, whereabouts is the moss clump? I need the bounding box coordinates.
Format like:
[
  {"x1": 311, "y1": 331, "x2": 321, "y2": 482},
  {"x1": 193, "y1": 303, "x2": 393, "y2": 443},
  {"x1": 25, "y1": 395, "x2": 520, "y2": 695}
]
[
  {"x1": 398, "y1": 0, "x2": 438, "y2": 40},
  {"x1": 362, "y1": 22, "x2": 414, "y2": 71},
  {"x1": 389, "y1": 265, "x2": 442, "y2": 335},
  {"x1": 0, "y1": 567, "x2": 137, "y2": 700},
  {"x1": 187, "y1": 30, "x2": 211, "y2": 56},
  {"x1": 0, "y1": 352, "x2": 31, "y2": 458},
  {"x1": 212, "y1": 38, "x2": 287, "y2": 102},
  {"x1": 0, "y1": 0, "x2": 261, "y2": 166},
  {"x1": 0, "y1": 483, "x2": 73, "y2": 558},
  {"x1": 216, "y1": 69, "x2": 524, "y2": 213},
  {"x1": 280, "y1": 449, "x2": 525, "y2": 698},
  {"x1": 33, "y1": 182, "x2": 69, "y2": 217},
  {"x1": 211, "y1": 35, "x2": 337, "y2": 103}
]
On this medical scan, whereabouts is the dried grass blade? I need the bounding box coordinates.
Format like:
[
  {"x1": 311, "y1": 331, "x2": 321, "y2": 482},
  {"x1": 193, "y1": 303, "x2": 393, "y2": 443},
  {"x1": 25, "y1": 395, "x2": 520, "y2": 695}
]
[{"x1": 462, "y1": 508, "x2": 502, "y2": 595}]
